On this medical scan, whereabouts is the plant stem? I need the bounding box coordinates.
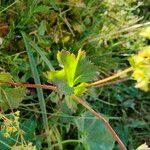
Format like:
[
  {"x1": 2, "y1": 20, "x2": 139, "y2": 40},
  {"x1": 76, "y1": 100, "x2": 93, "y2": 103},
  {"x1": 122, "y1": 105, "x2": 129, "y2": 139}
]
[
  {"x1": 87, "y1": 67, "x2": 132, "y2": 87},
  {"x1": 92, "y1": 78, "x2": 129, "y2": 88},
  {"x1": 0, "y1": 81, "x2": 57, "y2": 91},
  {"x1": 0, "y1": 67, "x2": 132, "y2": 149},
  {"x1": 0, "y1": 0, "x2": 19, "y2": 14},
  {"x1": 0, "y1": 80, "x2": 127, "y2": 149},
  {"x1": 21, "y1": 32, "x2": 52, "y2": 149},
  {"x1": 51, "y1": 139, "x2": 81, "y2": 149},
  {"x1": 72, "y1": 94, "x2": 127, "y2": 150},
  {"x1": 0, "y1": 67, "x2": 132, "y2": 90}
]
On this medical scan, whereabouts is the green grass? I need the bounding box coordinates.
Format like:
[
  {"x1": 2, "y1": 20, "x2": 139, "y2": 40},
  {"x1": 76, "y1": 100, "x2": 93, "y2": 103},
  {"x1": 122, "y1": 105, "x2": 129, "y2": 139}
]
[
  {"x1": 21, "y1": 32, "x2": 51, "y2": 148},
  {"x1": 0, "y1": 0, "x2": 150, "y2": 149}
]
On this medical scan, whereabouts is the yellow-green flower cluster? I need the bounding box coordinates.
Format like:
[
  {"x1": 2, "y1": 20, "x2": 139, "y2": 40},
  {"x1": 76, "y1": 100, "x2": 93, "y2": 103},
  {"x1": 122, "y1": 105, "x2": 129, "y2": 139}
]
[
  {"x1": 1, "y1": 111, "x2": 20, "y2": 138},
  {"x1": 129, "y1": 46, "x2": 150, "y2": 91},
  {"x1": 11, "y1": 142, "x2": 36, "y2": 150},
  {"x1": 140, "y1": 26, "x2": 150, "y2": 39}
]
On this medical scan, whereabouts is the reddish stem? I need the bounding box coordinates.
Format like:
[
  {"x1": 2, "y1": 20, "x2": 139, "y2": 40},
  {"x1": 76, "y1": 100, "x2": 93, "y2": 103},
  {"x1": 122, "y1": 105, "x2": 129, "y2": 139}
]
[{"x1": 72, "y1": 94, "x2": 127, "y2": 150}]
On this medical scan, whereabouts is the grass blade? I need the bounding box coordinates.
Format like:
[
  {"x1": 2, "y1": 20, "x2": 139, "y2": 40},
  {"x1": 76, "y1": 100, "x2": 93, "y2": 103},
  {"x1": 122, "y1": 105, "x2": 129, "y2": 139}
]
[
  {"x1": 21, "y1": 32, "x2": 51, "y2": 148},
  {"x1": 0, "y1": 140, "x2": 12, "y2": 149},
  {"x1": 31, "y1": 43, "x2": 55, "y2": 71}
]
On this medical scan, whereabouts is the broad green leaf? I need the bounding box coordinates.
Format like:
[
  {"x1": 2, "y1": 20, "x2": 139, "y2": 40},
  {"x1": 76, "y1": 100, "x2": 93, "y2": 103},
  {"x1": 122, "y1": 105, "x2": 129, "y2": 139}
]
[
  {"x1": 57, "y1": 81, "x2": 74, "y2": 96},
  {"x1": 0, "y1": 87, "x2": 26, "y2": 111},
  {"x1": 129, "y1": 46, "x2": 150, "y2": 91},
  {"x1": 20, "y1": 118, "x2": 37, "y2": 142},
  {"x1": 0, "y1": 71, "x2": 26, "y2": 111},
  {"x1": 47, "y1": 50, "x2": 97, "y2": 95},
  {"x1": 56, "y1": 50, "x2": 77, "y2": 87},
  {"x1": 48, "y1": 69, "x2": 65, "y2": 82},
  {"x1": 75, "y1": 112, "x2": 115, "y2": 150}
]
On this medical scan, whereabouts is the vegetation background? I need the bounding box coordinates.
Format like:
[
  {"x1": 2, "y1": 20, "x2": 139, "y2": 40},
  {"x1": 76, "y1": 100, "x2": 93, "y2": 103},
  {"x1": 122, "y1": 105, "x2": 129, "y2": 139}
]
[{"x1": 0, "y1": 0, "x2": 150, "y2": 149}]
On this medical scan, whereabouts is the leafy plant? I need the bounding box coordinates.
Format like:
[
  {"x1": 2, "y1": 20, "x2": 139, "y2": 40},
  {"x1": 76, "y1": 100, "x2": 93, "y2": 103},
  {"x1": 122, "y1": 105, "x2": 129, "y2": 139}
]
[
  {"x1": 0, "y1": 0, "x2": 150, "y2": 149},
  {"x1": 47, "y1": 49, "x2": 97, "y2": 112},
  {"x1": 0, "y1": 71, "x2": 26, "y2": 111},
  {"x1": 75, "y1": 112, "x2": 115, "y2": 150}
]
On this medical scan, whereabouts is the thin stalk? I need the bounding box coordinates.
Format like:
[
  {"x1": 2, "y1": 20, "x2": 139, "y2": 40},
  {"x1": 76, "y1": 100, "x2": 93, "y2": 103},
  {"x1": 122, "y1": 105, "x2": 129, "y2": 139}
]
[
  {"x1": 0, "y1": 81, "x2": 57, "y2": 91},
  {"x1": 72, "y1": 94, "x2": 127, "y2": 150},
  {"x1": 0, "y1": 67, "x2": 132, "y2": 149},
  {"x1": 51, "y1": 139, "x2": 81, "y2": 149},
  {"x1": 92, "y1": 78, "x2": 129, "y2": 88},
  {"x1": 0, "y1": 140, "x2": 12, "y2": 149},
  {"x1": 0, "y1": 80, "x2": 127, "y2": 149},
  {"x1": 87, "y1": 67, "x2": 132, "y2": 87},
  {"x1": 21, "y1": 32, "x2": 52, "y2": 148},
  {"x1": 89, "y1": 22, "x2": 150, "y2": 42},
  {"x1": 0, "y1": 0, "x2": 19, "y2": 14}
]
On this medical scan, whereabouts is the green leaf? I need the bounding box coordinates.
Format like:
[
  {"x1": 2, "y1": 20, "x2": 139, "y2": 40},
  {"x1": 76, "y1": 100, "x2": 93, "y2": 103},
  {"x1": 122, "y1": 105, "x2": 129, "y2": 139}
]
[
  {"x1": 0, "y1": 87, "x2": 26, "y2": 111},
  {"x1": 74, "y1": 83, "x2": 87, "y2": 96},
  {"x1": 75, "y1": 112, "x2": 115, "y2": 150},
  {"x1": 21, "y1": 32, "x2": 47, "y2": 122},
  {"x1": 0, "y1": 71, "x2": 26, "y2": 111},
  {"x1": 65, "y1": 95, "x2": 77, "y2": 113},
  {"x1": 47, "y1": 50, "x2": 97, "y2": 95},
  {"x1": 57, "y1": 81, "x2": 74, "y2": 96},
  {"x1": 31, "y1": 43, "x2": 55, "y2": 71},
  {"x1": 20, "y1": 118, "x2": 37, "y2": 142},
  {"x1": 34, "y1": 5, "x2": 50, "y2": 14},
  {"x1": 0, "y1": 129, "x2": 16, "y2": 150},
  {"x1": 49, "y1": 92, "x2": 59, "y2": 104},
  {"x1": 21, "y1": 32, "x2": 51, "y2": 147},
  {"x1": 38, "y1": 21, "x2": 47, "y2": 36}
]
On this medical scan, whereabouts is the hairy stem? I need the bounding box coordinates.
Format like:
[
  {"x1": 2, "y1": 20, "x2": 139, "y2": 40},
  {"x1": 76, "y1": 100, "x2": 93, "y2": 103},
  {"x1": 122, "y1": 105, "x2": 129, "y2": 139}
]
[{"x1": 87, "y1": 67, "x2": 132, "y2": 87}]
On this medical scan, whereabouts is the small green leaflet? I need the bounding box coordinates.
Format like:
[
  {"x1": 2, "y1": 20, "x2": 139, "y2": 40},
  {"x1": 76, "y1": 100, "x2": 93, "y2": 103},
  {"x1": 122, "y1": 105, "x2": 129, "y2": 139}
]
[
  {"x1": 47, "y1": 49, "x2": 97, "y2": 95},
  {"x1": 0, "y1": 71, "x2": 26, "y2": 111}
]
